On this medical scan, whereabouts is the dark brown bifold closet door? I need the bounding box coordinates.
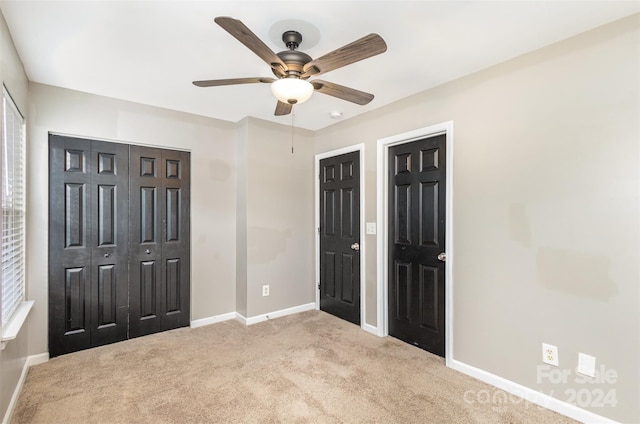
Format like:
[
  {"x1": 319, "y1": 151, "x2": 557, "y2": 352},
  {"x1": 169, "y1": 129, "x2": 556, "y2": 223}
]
[
  {"x1": 49, "y1": 135, "x2": 191, "y2": 356},
  {"x1": 129, "y1": 145, "x2": 190, "y2": 338},
  {"x1": 49, "y1": 136, "x2": 129, "y2": 357}
]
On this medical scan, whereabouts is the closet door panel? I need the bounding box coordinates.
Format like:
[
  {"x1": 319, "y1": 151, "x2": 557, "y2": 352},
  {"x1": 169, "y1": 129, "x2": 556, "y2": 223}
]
[
  {"x1": 160, "y1": 149, "x2": 190, "y2": 330},
  {"x1": 129, "y1": 146, "x2": 163, "y2": 338}
]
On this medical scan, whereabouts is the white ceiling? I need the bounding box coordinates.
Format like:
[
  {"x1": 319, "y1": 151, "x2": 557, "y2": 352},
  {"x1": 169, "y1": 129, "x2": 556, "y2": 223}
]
[{"x1": 1, "y1": 1, "x2": 638, "y2": 131}]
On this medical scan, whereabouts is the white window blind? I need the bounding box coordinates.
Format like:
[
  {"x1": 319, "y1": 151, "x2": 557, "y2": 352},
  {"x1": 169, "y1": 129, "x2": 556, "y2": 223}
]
[{"x1": 1, "y1": 88, "x2": 26, "y2": 327}]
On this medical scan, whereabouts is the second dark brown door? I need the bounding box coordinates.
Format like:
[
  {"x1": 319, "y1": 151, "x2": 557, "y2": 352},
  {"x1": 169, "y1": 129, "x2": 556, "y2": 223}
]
[{"x1": 388, "y1": 134, "x2": 446, "y2": 357}]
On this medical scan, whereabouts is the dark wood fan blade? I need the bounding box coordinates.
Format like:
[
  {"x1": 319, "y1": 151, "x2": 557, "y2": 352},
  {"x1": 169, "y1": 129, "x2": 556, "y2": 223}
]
[
  {"x1": 275, "y1": 101, "x2": 292, "y2": 116},
  {"x1": 311, "y1": 80, "x2": 374, "y2": 105},
  {"x1": 215, "y1": 17, "x2": 287, "y2": 75},
  {"x1": 192, "y1": 77, "x2": 274, "y2": 87},
  {"x1": 302, "y1": 34, "x2": 387, "y2": 78}
]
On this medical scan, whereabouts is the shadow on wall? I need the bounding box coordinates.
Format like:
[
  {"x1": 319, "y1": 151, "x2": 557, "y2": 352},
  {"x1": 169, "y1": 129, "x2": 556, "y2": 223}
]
[
  {"x1": 248, "y1": 227, "x2": 293, "y2": 264},
  {"x1": 509, "y1": 203, "x2": 532, "y2": 248},
  {"x1": 536, "y1": 247, "x2": 618, "y2": 300},
  {"x1": 209, "y1": 159, "x2": 232, "y2": 181}
]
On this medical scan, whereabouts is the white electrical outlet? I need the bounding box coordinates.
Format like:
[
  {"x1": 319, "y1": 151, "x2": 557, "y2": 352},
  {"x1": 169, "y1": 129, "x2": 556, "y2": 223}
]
[
  {"x1": 577, "y1": 353, "x2": 596, "y2": 377},
  {"x1": 542, "y1": 343, "x2": 559, "y2": 366},
  {"x1": 262, "y1": 285, "x2": 269, "y2": 297}
]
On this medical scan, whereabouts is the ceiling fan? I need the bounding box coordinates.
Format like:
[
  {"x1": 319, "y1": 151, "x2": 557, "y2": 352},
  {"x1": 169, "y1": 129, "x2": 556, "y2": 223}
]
[{"x1": 193, "y1": 17, "x2": 387, "y2": 116}]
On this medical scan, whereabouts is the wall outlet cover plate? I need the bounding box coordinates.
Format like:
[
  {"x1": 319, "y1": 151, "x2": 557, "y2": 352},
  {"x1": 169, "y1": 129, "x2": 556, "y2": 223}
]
[
  {"x1": 542, "y1": 343, "x2": 559, "y2": 366},
  {"x1": 577, "y1": 352, "x2": 596, "y2": 377}
]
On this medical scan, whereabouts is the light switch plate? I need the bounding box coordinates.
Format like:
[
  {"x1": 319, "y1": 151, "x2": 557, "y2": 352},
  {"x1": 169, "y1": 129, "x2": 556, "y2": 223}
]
[{"x1": 366, "y1": 222, "x2": 376, "y2": 235}]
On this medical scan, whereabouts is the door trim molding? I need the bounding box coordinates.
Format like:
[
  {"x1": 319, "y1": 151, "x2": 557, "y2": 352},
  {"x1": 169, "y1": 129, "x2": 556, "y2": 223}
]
[
  {"x1": 315, "y1": 144, "x2": 366, "y2": 329},
  {"x1": 376, "y1": 121, "x2": 454, "y2": 365}
]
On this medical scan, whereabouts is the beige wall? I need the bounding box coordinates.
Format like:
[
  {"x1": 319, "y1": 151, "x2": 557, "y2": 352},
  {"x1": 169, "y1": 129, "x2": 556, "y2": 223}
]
[
  {"x1": 26, "y1": 83, "x2": 239, "y2": 355},
  {"x1": 0, "y1": 10, "x2": 29, "y2": 422},
  {"x1": 235, "y1": 119, "x2": 249, "y2": 317},
  {"x1": 314, "y1": 14, "x2": 639, "y2": 423},
  {"x1": 244, "y1": 118, "x2": 315, "y2": 317}
]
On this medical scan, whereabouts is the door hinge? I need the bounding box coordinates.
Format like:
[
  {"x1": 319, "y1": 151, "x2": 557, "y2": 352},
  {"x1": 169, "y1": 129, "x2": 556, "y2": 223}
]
[
  {"x1": 317, "y1": 282, "x2": 321, "y2": 290},
  {"x1": 317, "y1": 227, "x2": 321, "y2": 234}
]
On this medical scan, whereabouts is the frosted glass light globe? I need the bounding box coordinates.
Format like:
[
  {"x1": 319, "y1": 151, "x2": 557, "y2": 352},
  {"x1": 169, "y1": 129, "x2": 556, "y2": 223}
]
[{"x1": 271, "y1": 78, "x2": 314, "y2": 105}]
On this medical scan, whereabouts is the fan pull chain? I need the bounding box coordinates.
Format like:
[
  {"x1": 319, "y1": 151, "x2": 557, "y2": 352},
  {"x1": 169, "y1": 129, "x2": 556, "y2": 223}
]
[{"x1": 291, "y1": 108, "x2": 295, "y2": 154}]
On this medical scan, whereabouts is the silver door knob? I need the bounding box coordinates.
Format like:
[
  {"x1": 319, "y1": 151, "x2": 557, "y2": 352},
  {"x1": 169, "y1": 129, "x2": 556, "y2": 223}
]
[
  {"x1": 350, "y1": 243, "x2": 360, "y2": 251},
  {"x1": 145, "y1": 249, "x2": 151, "y2": 254},
  {"x1": 104, "y1": 253, "x2": 110, "y2": 258},
  {"x1": 437, "y1": 252, "x2": 447, "y2": 262}
]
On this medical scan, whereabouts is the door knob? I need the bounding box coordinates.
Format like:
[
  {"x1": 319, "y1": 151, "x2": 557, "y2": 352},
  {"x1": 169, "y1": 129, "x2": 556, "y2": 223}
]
[
  {"x1": 104, "y1": 253, "x2": 110, "y2": 258},
  {"x1": 437, "y1": 252, "x2": 447, "y2": 262},
  {"x1": 350, "y1": 243, "x2": 360, "y2": 251},
  {"x1": 145, "y1": 249, "x2": 151, "y2": 254}
]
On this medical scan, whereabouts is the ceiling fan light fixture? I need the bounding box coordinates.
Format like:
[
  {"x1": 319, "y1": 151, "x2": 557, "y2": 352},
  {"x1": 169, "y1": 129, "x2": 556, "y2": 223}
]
[{"x1": 271, "y1": 78, "x2": 314, "y2": 105}]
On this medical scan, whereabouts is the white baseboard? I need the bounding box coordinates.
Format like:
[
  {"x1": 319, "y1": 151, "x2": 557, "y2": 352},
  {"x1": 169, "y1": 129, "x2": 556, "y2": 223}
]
[
  {"x1": 235, "y1": 313, "x2": 247, "y2": 325},
  {"x1": 362, "y1": 322, "x2": 378, "y2": 336},
  {"x1": 239, "y1": 303, "x2": 316, "y2": 326},
  {"x1": 190, "y1": 312, "x2": 236, "y2": 328},
  {"x1": 26, "y1": 352, "x2": 49, "y2": 367},
  {"x1": 449, "y1": 359, "x2": 619, "y2": 424},
  {"x1": 2, "y1": 352, "x2": 49, "y2": 424}
]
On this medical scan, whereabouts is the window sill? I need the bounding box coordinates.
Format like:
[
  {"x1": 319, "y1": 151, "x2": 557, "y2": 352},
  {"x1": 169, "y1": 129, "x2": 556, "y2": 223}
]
[{"x1": 1, "y1": 300, "x2": 34, "y2": 351}]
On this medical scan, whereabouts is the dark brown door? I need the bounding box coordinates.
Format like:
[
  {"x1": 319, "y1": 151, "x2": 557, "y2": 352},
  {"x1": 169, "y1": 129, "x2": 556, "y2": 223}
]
[
  {"x1": 49, "y1": 136, "x2": 190, "y2": 356},
  {"x1": 319, "y1": 151, "x2": 360, "y2": 325},
  {"x1": 388, "y1": 134, "x2": 446, "y2": 356},
  {"x1": 129, "y1": 146, "x2": 190, "y2": 338},
  {"x1": 49, "y1": 136, "x2": 129, "y2": 357}
]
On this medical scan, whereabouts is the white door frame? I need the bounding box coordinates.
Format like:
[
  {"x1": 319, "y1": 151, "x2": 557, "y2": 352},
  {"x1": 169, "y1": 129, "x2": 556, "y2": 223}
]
[
  {"x1": 376, "y1": 121, "x2": 454, "y2": 365},
  {"x1": 315, "y1": 144, "x2": 367, "y2": 331}
]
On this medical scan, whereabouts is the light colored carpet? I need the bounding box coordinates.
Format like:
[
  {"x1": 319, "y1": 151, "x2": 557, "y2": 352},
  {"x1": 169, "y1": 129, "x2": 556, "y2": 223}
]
[{"x1": 12, "y1": 311, "x2": 576, "y2": 423}]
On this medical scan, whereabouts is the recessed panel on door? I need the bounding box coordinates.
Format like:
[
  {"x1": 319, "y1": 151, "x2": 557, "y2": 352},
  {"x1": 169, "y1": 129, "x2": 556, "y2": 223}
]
[
  {"x1": 96, "y1": 264, "x2": 116, "y2": 328},
  {"x1": 166, "y1": 258, "x2": 181, "y2": 313},
  {"x1": 166, "y1": 188, "x2": 180, "y2": 242},
  {"x1": 64, "y1": 267, "x2": 87, "y2": 334},
  {"x1": 65, "y1": 183, "x2": 86, "y2": 248},
  {"x1": 97, "y1": 185, "x2": 116, "y2": 246}
]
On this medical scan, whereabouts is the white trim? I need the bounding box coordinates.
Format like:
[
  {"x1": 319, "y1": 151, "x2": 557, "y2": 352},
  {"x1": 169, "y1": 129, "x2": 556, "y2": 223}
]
[
  {"x1": 449, "y1": 359, "x2": 619, "y2": 424},
  {"x1": 26, "y1": 352, "x2": 49, "y2": 367},
  {"x1": 48, "y1": 131, "x2": 191, "y2": 153},
  {"x1": 2, "y1": 352, "x2": 49, "y2": 424},
  {"x1": 190, "y1": 312, "x2": 236, "y2": 328},
  {"x1": 235, "y1": 313, "x2": 248, "y2": 326},
  {"x1": 376, "y1": 121, "x2": 454, "y2": 367},
  {"x1": 237, "y1": 302, "x2": 316, "y2": 326},
  {"x1": 315, "y1": 144, "x2": 367, "y2": 329},
  {"x1": 362, "y1": 322, "x2": 378, "y2": 336},
  {"x1": 1, "y1": 300, "x2": 34, "y2": 350}
]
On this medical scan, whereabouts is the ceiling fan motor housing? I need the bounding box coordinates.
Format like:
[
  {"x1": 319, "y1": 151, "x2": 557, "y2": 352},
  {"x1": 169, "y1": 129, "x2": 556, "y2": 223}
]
[
  {"x1": 282, "y1": 30, "x2": 302, "y2": 49},
  {"x1": 274, "y1": 30, "x2": 312, "y2": 77}
]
